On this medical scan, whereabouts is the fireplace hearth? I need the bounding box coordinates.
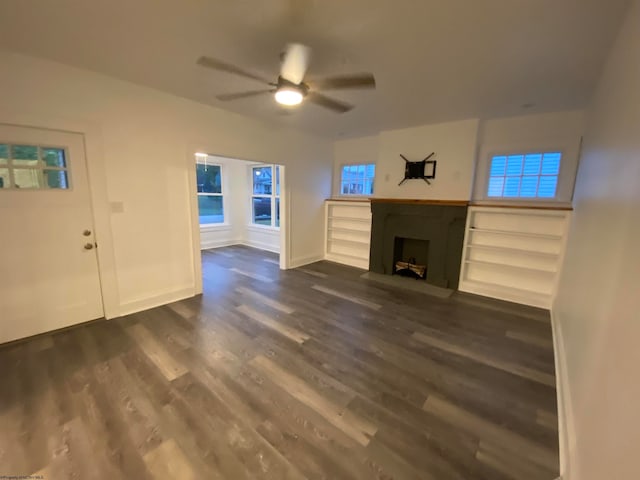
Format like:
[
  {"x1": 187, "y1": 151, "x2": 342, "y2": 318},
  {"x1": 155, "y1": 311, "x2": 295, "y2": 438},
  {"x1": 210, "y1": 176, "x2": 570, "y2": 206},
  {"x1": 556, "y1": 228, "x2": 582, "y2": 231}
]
[{"x1": 369, "y1": 199, "x2": 467, "y2": 289}]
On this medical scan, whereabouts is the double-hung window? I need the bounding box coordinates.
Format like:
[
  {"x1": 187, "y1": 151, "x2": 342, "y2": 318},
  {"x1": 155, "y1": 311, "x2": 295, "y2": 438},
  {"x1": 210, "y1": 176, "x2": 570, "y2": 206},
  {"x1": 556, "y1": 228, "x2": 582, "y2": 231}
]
[
  {"x1": 340, "y1": 163, "x2": 375, "y2": 196},
  {"x1": 487, "y1": 152, "x2": 561, "y2": 199},
  {"x1": 251, "y1": 165, "x2": 280, "y2": 228},
  {"x1": 196, "y1": 160, "x2": 224, "y2": 224}
]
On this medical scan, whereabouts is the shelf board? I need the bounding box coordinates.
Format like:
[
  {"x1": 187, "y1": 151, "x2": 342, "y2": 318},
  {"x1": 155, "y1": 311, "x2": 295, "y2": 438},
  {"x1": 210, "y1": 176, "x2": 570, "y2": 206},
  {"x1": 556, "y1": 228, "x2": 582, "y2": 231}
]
[
  {"x1": 326, "y1": 250, "x2": 369, "y2": 262},
  {"x1": 460, "y1": 279, "x2": 551, "y2": 306},
  {"x1": 466, "y1": 243, "x2": 559, "y2": 259},
  {"x1": 329, "y1": 226, "x2": 371, "y2": 235},
  {"x1": 469, "y1": 227, "x2": 562, "y2": 240},
  {"x1": 328, "y1": 237, "x2": 370, "y2": 247},
  {"x1": 465, "y1": 259, "x2": 556, "y2": 274},
  {"x1": 329, "y1": 216, "x2": 372, "y2": 224}
]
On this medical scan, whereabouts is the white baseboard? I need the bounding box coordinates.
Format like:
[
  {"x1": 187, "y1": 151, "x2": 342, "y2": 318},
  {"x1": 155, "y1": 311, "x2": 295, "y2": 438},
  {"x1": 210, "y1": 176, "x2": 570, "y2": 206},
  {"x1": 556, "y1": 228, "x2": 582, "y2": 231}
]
[
  {"x1": 118, "y1": 285, "x2": 196, "y2": 317},
  {"x1": 289, "y1": 253, "x2": 324, "y2": 269},
  {"x1": 551, "y1": 309, "x2": 575, "y2": 480},
  {"x1": 242, "y1": 239, "x2": 280, "y2": 254},
  {"x1": 325, "y1": 253, "x2": 369, "y2": 270},
  {"x1": 459, "y1": 279, "x2": 552, "y2": 309},
  {"x1": 200, "y1": 237, "x2": 241, "y2": 250}
]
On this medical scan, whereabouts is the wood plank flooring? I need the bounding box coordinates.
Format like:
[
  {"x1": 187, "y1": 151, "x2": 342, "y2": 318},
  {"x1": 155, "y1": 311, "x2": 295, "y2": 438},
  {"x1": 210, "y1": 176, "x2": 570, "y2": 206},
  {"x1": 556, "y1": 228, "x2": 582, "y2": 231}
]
[{"x1": 0, "y1": 245, "x2": 560, "y2": 479}]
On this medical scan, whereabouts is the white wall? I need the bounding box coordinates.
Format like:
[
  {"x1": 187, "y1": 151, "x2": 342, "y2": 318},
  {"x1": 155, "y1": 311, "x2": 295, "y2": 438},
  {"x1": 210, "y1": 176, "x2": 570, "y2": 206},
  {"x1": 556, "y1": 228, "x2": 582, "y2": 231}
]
[
  {"x1": 0, "y1": 52, "x2": 331, "y2": 318},
  {"x1": 474, "y1": 110, "x2": 586, "y2": 205},
  {"x1": 554, "y1": 2, "x2": 640, "y2": 479},
  {"x1": 333, "y1": 119, "x2": 479, "y2": 200}
]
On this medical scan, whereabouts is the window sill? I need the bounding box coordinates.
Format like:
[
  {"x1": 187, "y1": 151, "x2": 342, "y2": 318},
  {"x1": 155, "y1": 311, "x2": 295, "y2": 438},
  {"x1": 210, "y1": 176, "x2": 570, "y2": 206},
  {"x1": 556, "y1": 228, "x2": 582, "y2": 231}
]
[
  {"x1": 247, "y1": 224, "x2": 280, "y2": 232},
  {"x1": 200, "y1": 223, "x2": 232, "y2": 231}
]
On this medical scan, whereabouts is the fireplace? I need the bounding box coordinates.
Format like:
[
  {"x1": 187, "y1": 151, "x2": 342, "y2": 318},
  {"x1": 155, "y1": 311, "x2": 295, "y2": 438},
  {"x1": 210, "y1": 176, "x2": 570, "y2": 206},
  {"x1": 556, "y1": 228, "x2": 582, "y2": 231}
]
[
  {"x1": 369, "y1": 200, "x2": 467, "y2": 289},
  {"x1": 394, "y1": 237, "x2": 429, "y2": 279}
]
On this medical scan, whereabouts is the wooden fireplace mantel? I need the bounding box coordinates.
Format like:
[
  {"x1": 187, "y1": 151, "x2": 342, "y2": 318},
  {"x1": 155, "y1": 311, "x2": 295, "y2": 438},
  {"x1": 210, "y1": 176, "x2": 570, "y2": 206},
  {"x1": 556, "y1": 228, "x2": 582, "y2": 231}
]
[{"x1": 369, "y1": 198, "x2": 469, "y2": 207}]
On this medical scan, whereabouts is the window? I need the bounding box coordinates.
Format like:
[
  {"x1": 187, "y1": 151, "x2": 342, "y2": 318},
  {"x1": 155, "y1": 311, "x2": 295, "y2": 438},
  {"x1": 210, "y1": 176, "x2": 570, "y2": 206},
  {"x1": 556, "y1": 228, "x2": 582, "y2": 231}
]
[
  {"x1": 0, "y1": 143, "x2": 70, "y2": 189},
  {"x1": 252, "y1": 165, "x2": 280, "y2": 227},
  {"x1": 340, "y1": 163, "x2": 375, "y2": 195},
  {"x1": 196, "y1": 161, "x2": 224, "y2": 224},
  {"x1": 487, "y1": 152, "x2": 561, "y2": 199}
]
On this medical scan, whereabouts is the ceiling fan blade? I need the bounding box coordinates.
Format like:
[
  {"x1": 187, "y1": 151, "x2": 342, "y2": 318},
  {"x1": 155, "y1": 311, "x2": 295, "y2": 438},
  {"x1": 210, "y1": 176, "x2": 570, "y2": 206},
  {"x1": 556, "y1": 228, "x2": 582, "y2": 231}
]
[
  {"x1": 306, "y1": 92, "x2": 353, "y2": 113},
  {"x1": 197, "y1": 56, "x2": 271, "y2": 85},
  {"x1": 215, "y1": 90, "x2": 274, "y2": 101},
  {"x1": 307, "y1": 73, "x2": 376, "y2": 90},
  {"x1": 280, "y1": 43, "x2": 311, "y2": 85}
]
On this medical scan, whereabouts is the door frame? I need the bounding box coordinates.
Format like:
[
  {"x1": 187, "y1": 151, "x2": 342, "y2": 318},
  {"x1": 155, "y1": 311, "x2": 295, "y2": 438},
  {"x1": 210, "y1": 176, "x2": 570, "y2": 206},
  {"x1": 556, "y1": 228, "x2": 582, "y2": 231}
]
[
  {"x1": 0, "y1": 113, "x2": 120, "y2": 318},
  {"x1": 186, "y1": 146, "x2": 290, "y2": 295}
]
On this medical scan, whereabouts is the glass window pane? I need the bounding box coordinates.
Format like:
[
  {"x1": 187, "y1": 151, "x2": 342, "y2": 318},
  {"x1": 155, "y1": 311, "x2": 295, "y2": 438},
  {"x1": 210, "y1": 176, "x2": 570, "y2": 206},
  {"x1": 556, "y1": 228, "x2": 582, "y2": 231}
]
[
  {"x1": 44, "y1": 169, "x2": 70, "y2": 189},
  {"x1": 365, "y1": 179, "x2": 374, "y2": 195},
  {"x1": 11, "y1": 145, "x2": 39, "y2": 166},
  {"x1": 275, "y1": 198, "x2": 280, "y2": 227},
  {"x1": 198, "y1": 195, "x2": 224, "y2": 224},
  {"x1": 252, "y1": 197, "x2": 272, "y2": 225},
  {"x1": 0, "y1": 168, "x2": 9, "y2": 188},
  {"x1": 487, "y1": 177, "x2": 504, "y2": 197},
  {"x1": 196, "y1": 164, "x2": 222, "y2": 194},
  {"x1": 538, "y1": 176, "x2": 558, "y2": 197},
  {"x1": 0, "y1": 144, "x2": 8, "y2": 165},
  {"x1": 253, "y1": 166, "x2": 272, "y2": 195},
  {"x1": 542, "y1": 153, "x2": 561, "y2": 175},
  {"x1": 506, "y1": 155, "x2": 523, "y2": 175},
  {"x1": 523, "y1": 154, "x2": 542, "y2": 175},
  {"x1": 13, "y1": 168, "x2": 43, "y2": 188},
  {"x1": 42, "y1": 148, "x2": 67, "y2": 168},
  {"x1": 503, "y1": 176, "x2": 521, "y2": 197},
  {"x1": 275, "y1": 166, "x2": 280, "y2": 196},
  {"x1": 520, "y1": 176, "x2": 539, "y2": 197},
  {"x1": 489, "y1": 156, "x2": 507, "y2": 176}
]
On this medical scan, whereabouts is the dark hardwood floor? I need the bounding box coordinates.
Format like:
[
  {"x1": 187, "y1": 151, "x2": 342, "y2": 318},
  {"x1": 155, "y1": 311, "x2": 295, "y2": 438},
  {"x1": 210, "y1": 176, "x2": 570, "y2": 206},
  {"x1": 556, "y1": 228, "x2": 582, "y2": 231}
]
[{"x1": 0, "y1": 245, "x2": 560, "y2": 479}]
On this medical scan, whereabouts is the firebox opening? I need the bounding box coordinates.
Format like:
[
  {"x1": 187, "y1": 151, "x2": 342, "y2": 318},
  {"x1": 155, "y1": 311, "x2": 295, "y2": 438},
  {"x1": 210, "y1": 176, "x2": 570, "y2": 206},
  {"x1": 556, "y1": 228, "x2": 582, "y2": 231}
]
[{"x1": 393, "y1": 237, "x2": 429, "y2": 280}]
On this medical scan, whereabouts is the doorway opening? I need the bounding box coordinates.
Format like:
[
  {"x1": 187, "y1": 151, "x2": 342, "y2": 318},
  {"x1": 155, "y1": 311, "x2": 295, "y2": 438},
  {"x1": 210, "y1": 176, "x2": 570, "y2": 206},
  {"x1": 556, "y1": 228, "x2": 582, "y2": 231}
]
[{"x1": 191, "y1": 153, "x2": 287, "y2": 289}]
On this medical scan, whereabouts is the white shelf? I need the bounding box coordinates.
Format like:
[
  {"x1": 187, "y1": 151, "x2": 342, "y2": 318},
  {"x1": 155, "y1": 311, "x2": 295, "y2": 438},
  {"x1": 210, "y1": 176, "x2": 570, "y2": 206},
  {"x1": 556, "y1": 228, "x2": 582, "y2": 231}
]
[
  {"x1": 465, "y1": 259, "x2": 556, "y2": 274},
  {"x1": 466, "y1": 243, "x2": 558, "y2": 258},
  {"x1": 469, "y1": 227, "x2": 562, "y2": 240},
  {"x1": 329, "y1": 238, "x2": 370, "y2": 247},
  {"x1": 459, "y1": 206, "x2": 571, "y2": 309},
  {"x1": 328, "y1": 226, "x2": 371, "y2": 235},
  {"x1": 329, "y1": 216, "x2": 371, "y2": 223}
]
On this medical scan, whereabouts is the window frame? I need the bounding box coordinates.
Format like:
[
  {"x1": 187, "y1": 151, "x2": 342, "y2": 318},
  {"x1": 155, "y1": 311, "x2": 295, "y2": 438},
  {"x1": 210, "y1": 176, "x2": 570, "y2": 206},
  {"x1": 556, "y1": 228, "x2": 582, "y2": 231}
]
[
  {"x1": 477, "y1": 146, "x2": 571, "y2": 205},
  {"x1": 339, "y1": 162, "x2": 376, "y2": 197},
  {"x1": 0, "y1": 143, "x2": 72, "y2": 191},
  {"x1": 196, "y1": 160, "x2": 225, "y2": 226},
  {"x1": 250, "y1": 164, "x2": 280, "y2": 229}
]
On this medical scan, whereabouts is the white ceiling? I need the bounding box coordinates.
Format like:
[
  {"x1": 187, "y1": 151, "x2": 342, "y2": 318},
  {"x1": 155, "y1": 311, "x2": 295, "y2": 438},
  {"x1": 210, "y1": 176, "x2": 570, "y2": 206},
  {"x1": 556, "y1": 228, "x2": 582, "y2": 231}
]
[{"x1": 0, "y1": 0, "x2": 630, "y2": 138}]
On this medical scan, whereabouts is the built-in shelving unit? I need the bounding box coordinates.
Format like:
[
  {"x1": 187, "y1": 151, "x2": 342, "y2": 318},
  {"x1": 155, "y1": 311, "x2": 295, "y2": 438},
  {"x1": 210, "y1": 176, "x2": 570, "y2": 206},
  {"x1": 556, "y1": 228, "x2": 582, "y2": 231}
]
[
  {"x1": 459, "y1": 206, "x2": 571, "y2": 308},
  {"x1": 324, "y1": 200, "x2": 371, "y2": 269}
]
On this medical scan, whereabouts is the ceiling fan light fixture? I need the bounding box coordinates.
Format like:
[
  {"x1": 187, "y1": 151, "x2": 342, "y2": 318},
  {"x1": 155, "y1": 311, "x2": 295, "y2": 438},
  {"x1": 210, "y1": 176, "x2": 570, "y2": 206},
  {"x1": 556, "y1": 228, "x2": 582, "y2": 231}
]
[{"x1": 275, "y1": 87, "x2": 304, "y2": 106}]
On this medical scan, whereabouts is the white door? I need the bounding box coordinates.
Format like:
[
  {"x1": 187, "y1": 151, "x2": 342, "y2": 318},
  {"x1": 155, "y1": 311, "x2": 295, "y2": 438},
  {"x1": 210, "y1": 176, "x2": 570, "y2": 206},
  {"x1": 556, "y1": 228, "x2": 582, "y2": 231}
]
[{"x1": 0, "y1": 125, "x2": 103, "y2": 344}]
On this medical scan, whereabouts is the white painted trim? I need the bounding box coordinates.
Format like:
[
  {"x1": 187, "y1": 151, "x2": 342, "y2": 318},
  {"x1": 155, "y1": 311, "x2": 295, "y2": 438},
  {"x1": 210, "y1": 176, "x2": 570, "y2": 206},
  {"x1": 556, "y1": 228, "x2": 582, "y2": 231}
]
[
  {"x1": 200, "y1": 237, "x2": 242, "y2": 250},
  {"x1": 118, "y1": 285, "x2": 196, "y2": 317},
  {"x1": 550, "y1": 309, "x2": 575, "y2": 480},
  {"x1": 242, "y1": 239, "x2": 279, "y2": 254},
  {"x1": 325, "y1": 252, "x2": 369, "y2": 270},
  {"x1": 459, "y1": 280, "x2": 552, "y2": 309},
  {"x1": 289, "y1": 253, "x2": 324, "y2": 269}
]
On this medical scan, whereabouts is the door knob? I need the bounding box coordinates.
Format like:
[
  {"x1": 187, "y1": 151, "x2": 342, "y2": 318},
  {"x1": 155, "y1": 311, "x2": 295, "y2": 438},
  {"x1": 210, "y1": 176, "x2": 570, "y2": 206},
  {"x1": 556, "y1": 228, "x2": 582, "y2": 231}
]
[
  {"x1": 83, "y1": 230, "x2": 92, "y2": 236},
  {"x1": 84, "y1": 243, "x2": 94, "y2": 250}
]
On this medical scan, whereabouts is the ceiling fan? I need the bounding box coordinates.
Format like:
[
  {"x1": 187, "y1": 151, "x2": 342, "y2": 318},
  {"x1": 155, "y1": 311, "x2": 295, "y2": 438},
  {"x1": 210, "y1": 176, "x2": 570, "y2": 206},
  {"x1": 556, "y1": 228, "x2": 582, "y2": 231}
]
[{"x1": 196, "y1": 43, "x2": 376, "y2": 113}]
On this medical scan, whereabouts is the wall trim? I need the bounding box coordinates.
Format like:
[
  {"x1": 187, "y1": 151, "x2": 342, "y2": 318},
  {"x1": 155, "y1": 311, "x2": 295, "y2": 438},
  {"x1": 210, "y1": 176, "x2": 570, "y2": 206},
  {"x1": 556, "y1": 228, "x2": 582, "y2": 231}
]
[
  {"x1": 242, "y1": 239, "x2": 280, "y2": 254},
  {"x1": 290, "y1": 253, "x2": 325, "y2": 269},
  {"x1": 551, "y1": 308, "x2": 575, "y2": 480},
  {"x1": 118, "y1": 285, "x2": 196, "y2": 317},
  {"x1": 201, "y1": 237, "x2": 242, "y2": 250}
]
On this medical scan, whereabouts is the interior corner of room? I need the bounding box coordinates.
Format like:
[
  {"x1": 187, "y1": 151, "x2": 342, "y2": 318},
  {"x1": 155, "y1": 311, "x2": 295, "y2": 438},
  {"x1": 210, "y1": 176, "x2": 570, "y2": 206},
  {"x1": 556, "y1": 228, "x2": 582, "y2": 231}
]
[{"x1": 0, "y1": 0, "x2": 638, "y2": 479}]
